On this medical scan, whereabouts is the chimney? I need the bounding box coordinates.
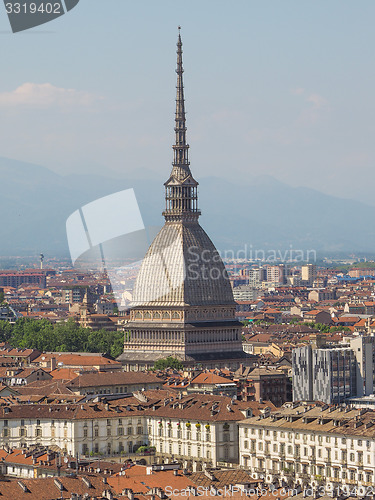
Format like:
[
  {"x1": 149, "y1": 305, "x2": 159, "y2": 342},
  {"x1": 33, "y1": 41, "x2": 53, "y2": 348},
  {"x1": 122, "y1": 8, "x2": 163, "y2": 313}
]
[{"x1": 50, "y1": 357, "x2": 57, "y2": 371}]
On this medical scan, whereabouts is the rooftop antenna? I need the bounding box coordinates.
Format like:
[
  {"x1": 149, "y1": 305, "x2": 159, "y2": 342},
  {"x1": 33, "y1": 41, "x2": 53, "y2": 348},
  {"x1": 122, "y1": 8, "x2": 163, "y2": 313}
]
[{"x1": 40, "y1": 253, "x2": 44, "y2": 270}]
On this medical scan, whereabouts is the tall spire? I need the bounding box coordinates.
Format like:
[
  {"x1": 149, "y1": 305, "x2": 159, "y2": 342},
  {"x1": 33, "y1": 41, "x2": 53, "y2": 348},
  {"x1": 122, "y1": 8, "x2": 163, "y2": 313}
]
[
  {"x1": 163, "y1": 28, "x2": 200, "y2": 222},
  {"x1": 173, "y1": 26, "x2": 190, "y2": 176}
]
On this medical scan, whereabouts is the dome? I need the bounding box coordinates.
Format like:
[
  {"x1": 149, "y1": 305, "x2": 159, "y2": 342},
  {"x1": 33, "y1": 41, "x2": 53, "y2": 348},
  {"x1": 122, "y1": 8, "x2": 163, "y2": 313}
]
[{"x1": 132, "y1": 221, "x2": 235, "y2": 307}]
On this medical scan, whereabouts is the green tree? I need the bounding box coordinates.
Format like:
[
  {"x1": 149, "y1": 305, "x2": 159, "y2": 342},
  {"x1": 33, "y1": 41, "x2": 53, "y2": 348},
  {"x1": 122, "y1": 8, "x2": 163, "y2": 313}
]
[
  {"x1": 153, "y1": 356, "x2": 184, "y2": 370},
  {"x1": 0, "y1": 317, "x2": 125, "y2": 358},
  {"x1": 0, "y1": 320, "x2": 13, "y2": 343}
]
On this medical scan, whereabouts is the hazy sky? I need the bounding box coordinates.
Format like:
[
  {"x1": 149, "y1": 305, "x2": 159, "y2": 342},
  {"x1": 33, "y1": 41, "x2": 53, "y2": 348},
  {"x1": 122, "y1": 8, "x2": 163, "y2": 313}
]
[{"x1": 0, "y1": 1, "x2": 374, "y2": 202}]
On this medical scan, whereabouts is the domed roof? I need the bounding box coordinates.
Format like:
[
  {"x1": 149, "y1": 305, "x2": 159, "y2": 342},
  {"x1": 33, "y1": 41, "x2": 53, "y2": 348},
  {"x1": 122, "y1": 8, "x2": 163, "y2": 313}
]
[{"x1": 132, "y1": 221, "x2": 235, "y2": 307}]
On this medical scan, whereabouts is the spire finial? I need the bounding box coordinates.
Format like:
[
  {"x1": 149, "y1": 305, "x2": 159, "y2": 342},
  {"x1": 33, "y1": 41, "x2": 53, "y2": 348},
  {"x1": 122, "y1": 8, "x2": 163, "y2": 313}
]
[
  {"x1": 163, "y1": 31, "x2": 200, "y2": 222},
  {"x1": 173, "y1": 27, "x2": 188, "y2": 171}
]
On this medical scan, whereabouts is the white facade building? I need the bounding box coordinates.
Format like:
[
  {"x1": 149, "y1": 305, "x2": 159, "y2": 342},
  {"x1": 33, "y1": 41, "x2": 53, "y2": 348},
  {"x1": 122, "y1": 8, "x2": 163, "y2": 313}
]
[{"x1": 239, "y1": 402, "x2": 375, "y2": 489}]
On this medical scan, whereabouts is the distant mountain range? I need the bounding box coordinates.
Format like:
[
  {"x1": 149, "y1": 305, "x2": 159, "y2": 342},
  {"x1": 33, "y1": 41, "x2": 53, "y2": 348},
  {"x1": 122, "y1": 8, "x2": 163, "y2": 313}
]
[{"x1": 1, "y1": 156, "x2": 375, "y2": 258}]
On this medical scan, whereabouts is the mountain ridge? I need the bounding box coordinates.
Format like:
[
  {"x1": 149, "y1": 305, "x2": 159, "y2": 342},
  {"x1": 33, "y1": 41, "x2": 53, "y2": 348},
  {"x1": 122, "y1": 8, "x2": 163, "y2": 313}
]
[{"x1": 1, "y1": 156, "x2": 374, "y2": 257}]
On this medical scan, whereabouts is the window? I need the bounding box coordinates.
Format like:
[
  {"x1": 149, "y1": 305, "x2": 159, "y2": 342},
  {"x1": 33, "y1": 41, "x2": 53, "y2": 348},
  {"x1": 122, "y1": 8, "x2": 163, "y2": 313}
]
[
  {"x1": 127, "y1": 427, "x2": 133, "y2": 435},
  {"x1": 137, "y1": 426, "x2": 143, "y2": 435},
  {"x1": 94, "y1": 428, "x2": 99, "y2": 437},
  {"x1": 21, "y1": 420, "x2": 24, "y2": 426},
  {"x1": 107, "y1": 428, "x2": 111, "y2": 436},
  {"x1": 83, "y1": 428, "x2": 88, "y2": 438},
  {"x1": 244, "y1": 441, "x2": 248, "y2": 449},
  {"x1": 118, "y1": 427, "x2": 124, "y2": 436},
  {"x1": 35, "y1": 428, "x2": 42, "y2": 437},
  {"x1": 37, "y1": 420, "x2": 40, "y2": 426},
  {"x1": 107, "y1": 419, "x2": 111, "y2": 426}
]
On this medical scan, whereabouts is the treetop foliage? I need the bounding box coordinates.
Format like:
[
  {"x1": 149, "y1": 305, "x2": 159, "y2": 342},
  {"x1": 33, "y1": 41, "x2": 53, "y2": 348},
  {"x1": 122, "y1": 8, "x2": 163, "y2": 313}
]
[
  {"x1": 0, "y1": 318, "x2": 124, "y2": 359},
  {"x1": 153, "y1": 356, "x2": 184, "y2": 371}
]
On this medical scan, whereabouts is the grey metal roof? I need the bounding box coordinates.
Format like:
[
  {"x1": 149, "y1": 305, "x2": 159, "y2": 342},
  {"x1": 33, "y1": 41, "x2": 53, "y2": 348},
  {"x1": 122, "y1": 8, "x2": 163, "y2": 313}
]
[{"x1": 131, "y1": 221, "x2": 235, "y2": 307}]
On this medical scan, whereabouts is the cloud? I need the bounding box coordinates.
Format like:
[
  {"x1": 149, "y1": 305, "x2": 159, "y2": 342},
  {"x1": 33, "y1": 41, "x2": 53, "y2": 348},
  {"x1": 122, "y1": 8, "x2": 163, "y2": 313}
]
[
  {"x1": 0, "y1": 83, "x2": 100, "y2": 109},
  {"x1": 291, "y1": 87, "x2": 305, "y2": 95},
  {"x1": 307, "y1": 93, "x2": 328, "y2": 109}
]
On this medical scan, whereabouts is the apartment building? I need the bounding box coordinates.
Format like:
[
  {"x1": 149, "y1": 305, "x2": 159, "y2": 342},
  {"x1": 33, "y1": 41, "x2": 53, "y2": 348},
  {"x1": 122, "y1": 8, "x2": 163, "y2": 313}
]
[
  {"x1": 293, "y1": 337, "x2": 375, "y2": 404},
  {"x1": 266, "y1": 266, "x2": 285, "y2": 285},
  {"x1": 66, "y1": 371, "x2": 163, "y2": 395},
  {"x1": 232, "y1": 285, "x2": 260, "y2": 301},
  {"x1": 0, "y1": 393, "x2": 271, "y2": 472},
  {"x1": 239, "y1": 402, "x2": 375, "y2": 490},
  {"x1": 301, "y1": 264, "x2": 316, "y2": 286}
]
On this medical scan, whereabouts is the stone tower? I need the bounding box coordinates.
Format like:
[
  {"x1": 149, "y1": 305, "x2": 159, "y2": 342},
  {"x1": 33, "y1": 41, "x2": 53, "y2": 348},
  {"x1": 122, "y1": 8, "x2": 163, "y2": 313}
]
[{"x1": 119, "y1": 30, "x2": 247, "y2": 370}]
